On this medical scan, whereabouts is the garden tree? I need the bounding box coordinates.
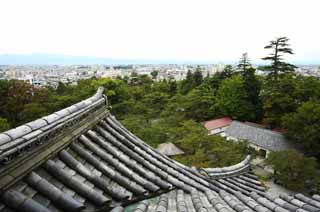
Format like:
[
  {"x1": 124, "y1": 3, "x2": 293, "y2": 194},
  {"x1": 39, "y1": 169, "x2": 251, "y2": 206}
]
[
  {"x1": 20, "y1": 103, "x2": 48, "y2": 124},
  {"x1": 3, "y1": 80, "x2": 34, "y2": 126},
  {"x1": 282, "y1": 101, "x2": 320, "y2": 158},
  {"x1": 293, "y1": 76, "x2": 320, "y2": 103},
  {"x1": 152, "y1": 80, "x2": 170, "y2": 94},
  {"x1": 180, "y1": 70, "x2": 195, "y2": 94},
  {"x1": 150, "y1": 70, "x2": 158, "y2": 79},
  {"x1": 129, "y1": 71, "x2": 139, "y2": 85},
  {"x1": 121, "y1": 115, "x2": 170, "y2": 148},
  {"x1": 204, "y1": 65, "x2": 235, "y2": 92},
  {"x1": 193, "y1": 66, "x2": 203, "y2": 86},
  {"x1": 238, "y1": 53, "x2": 251, "y2": 73},
  {"x1": 267, "y1": 150, "x2": 320, "y2": 192},
  {"x1": 0, "y1": 117, "x2": 10, "y2": 133},
  {"x1": 137, "y1": 74, "x2": 153, "y2": 86},
  {"x1": 171, "y1": 120, "x2": 213, "y2": 154},
  {"x1": 142, "y1": 92, "x2": 169, "y2": 118},
  {"x1": 32, "y1": 87, "x2": 50, "y2": 104},
  {"x1": 243, "y1": 67, "x2": 262, "y2": 120},
  {"x1": 262, "y1": 37, "x2": 297, "y2": 80},
  {"x1": 237, "y1": 53, "x2": 262, "y2": 120},
  {"x1": 182, "y1": 87, "x2": 216, "y2": 122},
  {"x1": 160, "y1": 94, "x2": 189, "y2": 124},
  {"x1": 216, "y1": 75, "x2": 256, "y2": 121},
  {"x1": 220, "y1": 65, "x2": 234, "y2": 79},
  {"x1": 168, "y1": 80, "x2": 178, "y2": 96},
  {"x1": 56, "y1": 82, "x2": 69, "y2": 95},
  {"x1": 76, "y1": 79, "x2": 99, "y2": 99},
  {"x1": 261, "y1": 74, "x2": 299, "y2": 127},
  {"x1": 0, "y1": 80, "x2": 11, "y2": 118},
  {"x1": 171, "y1": 120, "x2": 248, "y2": 167}
]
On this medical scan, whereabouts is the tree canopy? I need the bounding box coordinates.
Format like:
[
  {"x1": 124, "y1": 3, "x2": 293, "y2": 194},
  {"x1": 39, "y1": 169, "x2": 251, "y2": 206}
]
[
  {"x1": 282, "y1": 101, "x2": 320, "y2": 158},
  {"x1": 262, "y1": 37, "x2": 297, "y2": 79},
  {"x1": 267, "y1": 150, "x2": 320, "y2": 192}
]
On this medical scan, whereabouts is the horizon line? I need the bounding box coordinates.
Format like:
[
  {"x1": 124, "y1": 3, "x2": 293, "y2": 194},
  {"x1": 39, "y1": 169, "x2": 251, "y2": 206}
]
[{"x1": 0, "y1": 53, "x2": 319, "y2": 66}]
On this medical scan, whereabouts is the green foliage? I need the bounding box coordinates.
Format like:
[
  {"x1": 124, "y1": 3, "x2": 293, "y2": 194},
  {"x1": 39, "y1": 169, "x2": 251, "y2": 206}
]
[
  {"x1": 262, "y1": 37, "x2": 297, "y2": 79},
  {"x1": 216, "y1": 75, "x2": 255, "y2": 120},
  {"x1": 151, "y1": 70, "x2": 158, "y2": 79},
  {"x1": 238, "y1": 53, "x2": 262, "y2": 120},
  {"x1": 238, "y1": 53, "x2": 251, "y2": 73},
  {"x1": 180, "y1": 70, "x2": 195, "y2": 94},
  {"x1": 0, "y1": 117, "x2": 10, "y2": 133},
  {"x1": 220, "y1": 65, "x2": 234, "y2": 80},
  {"x1": 282, "y1": 101, "x2": 320, "y2": 158},
  {"x1": 20, "y1": 103, "x2": 48, "y2": 123},
  {"x1": 261, "y1": 74, "x2": 320, "y2": 127},
  {"x1": 180, "y1": 68, "x2": 203, "y2": 95},
  {"x1": 193, "y1": 66, "x2": 203, "y2": 86},
  {"x1": 182, "y1": 88, "x2": 216, "y2": 121},
  {"x1": 267, "y1": 150, "x2": 320, "y2": 192}
]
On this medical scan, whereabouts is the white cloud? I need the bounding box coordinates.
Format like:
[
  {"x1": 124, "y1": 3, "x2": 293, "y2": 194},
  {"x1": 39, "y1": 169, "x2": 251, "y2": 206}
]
[{"x1": 0, "y1": 0, "x2": 319, "y2": 63}]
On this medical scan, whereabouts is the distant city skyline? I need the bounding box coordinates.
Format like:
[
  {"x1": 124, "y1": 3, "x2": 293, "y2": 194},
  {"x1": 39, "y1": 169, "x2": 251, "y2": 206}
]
[
  {"x1": 0, "y1": 53, "x2": 319, "y2": 65},
  {"x1": 0, "y1": 0, "x2": 320, "y2": 64}
]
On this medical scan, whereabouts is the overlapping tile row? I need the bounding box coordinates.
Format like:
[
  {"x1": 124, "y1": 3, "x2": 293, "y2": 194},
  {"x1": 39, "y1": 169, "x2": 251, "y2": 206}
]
[
  {"x1": 0, "y1": 87, "x2": 106, "y2": 164},
  {"x1": 126, "y1": 189, "x2": 320, "y2": 212},
  {"x1": 200, "y1": 156, "x2": 251, "y2": 179},
  {"x1": 0, "y1": 90, "x2": 319, "y2": 212}
]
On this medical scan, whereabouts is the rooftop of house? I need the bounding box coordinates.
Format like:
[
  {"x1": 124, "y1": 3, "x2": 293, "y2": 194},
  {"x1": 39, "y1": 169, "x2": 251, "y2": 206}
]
[
  {"x1": 225, "y1": 121, "x2": 292, "y2": 151},
  {"x1": 204, "y1": 117, "x2": 232, "y2": 131}
]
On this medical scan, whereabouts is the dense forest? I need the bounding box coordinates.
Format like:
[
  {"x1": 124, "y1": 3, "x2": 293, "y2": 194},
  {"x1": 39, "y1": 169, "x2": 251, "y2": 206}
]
[{"x1": 0, "y1": 37, "x2": 320, "y2": 193}]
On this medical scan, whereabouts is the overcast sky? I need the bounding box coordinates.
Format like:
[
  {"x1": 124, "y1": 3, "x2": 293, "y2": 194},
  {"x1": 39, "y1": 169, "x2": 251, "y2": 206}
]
[{"x1": 0, "y1": 0, "x2": 319, "y2": 64}]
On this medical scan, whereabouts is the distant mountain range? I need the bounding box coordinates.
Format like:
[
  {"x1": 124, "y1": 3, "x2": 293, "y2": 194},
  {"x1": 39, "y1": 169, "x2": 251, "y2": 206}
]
[{"x1": 0, "y1": 54, "x2": 216, "y2": 65}]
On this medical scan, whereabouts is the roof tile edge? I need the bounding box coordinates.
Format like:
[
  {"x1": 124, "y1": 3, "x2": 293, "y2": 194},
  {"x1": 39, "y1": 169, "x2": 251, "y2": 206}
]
[{"x1": 0, "y1": 86, "x2": 107, "y2": 164}]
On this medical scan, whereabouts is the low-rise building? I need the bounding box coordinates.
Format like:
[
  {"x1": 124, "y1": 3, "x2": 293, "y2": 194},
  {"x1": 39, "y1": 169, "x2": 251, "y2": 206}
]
[
  {"x1": 204, "y1": 117, "x2": 232, "y2": 135},
  {"x1": 225, "y1": 121, "x2": 292, "y2": 157}
]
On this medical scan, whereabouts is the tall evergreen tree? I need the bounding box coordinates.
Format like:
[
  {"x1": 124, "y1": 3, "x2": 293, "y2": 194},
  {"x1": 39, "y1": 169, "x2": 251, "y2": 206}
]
[
  {"x1": 237, "y1": 53, "x2": 262, "y2": 120},
  {"x1": 262, "y1": 37, "x2": 297, "y2": 79},
  {"x1": 220, "y1": 65, "x2": 234, "y2": 79},
  {"x1": 216, "y1": 75, "x2": 255, "y2": 121},
  {"x1": 238, "y1": 53, "x2": 251, "y2": 73},
  {"x1": 193, "y1": 66, "x2": 203, "y2": 86}
]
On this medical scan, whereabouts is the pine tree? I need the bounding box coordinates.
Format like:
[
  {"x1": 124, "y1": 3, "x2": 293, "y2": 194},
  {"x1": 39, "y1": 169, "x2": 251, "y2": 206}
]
[
  {"x1": 193, "y1": 66, "x2": 203, "y2": 86},
  {"x1": 180, "y1": 70, "x2": 194, "y2": 94},
  {"x1": 262, "y1": 37, "x2": 297, "y2": 79},
  {"x1": 238, "y1": 53, "x2": 251, "y2": 73},
  {"x1": 237, "y1": 53, "x2": 262, "y2": 120},
  {"x1": 220, "y1": 65, "x2": 234, "y2": 79}
]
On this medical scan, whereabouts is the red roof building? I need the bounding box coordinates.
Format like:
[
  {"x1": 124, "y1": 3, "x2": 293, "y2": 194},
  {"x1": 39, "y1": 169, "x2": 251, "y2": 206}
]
[{"x1": 204, "y1": 117, "x2": 232, "y2": 135}]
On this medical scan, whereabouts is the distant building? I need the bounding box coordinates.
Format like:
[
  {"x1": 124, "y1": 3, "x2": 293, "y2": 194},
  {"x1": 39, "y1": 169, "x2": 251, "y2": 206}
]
[
  {"x1": 225, "y1": 121, "x2": 292, "y2": 157},
  {"x1": 204, "y1": 117, "x2": 232, "y2": 135},
  {"x1": 156, "y1": 142, "x2": 184, "y2": 156}
]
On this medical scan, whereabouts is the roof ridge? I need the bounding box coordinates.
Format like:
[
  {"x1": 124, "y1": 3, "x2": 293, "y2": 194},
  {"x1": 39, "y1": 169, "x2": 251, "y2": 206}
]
[
  {"x1": 232, "y1": 121, "x2": 284, "y2": 136},
  {"x1": 0, "y1": 87, "x2": 107, "y2": 165},
  {"x1": 199, "y1": 155, "x2": 252, "y2": 179}
]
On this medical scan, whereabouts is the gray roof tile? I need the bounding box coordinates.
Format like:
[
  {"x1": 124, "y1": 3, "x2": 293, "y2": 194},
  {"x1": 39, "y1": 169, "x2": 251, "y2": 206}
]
[{"x1": 225, "y1": 121, "x2": 291, "y2": 151}]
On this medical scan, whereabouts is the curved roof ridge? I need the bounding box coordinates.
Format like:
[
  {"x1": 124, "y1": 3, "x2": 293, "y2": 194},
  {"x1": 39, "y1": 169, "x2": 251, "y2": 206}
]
[
  {"x1": 200, "y1": 155, "x2": 251, "y2": 179},
  {"x1": 0, "y1": 87, "x2": 107, "y2": 164}
]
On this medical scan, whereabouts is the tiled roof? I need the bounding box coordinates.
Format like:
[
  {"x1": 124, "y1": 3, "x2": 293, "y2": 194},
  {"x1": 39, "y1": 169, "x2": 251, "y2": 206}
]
[
  {"x1": 0, "y1": 88, "x2": 319, "y2": 212},
  {"x1": 204, "y1": 117, "x2": 232, "y2": 131},
  {"x1": 225, "y1": 121, "x2": 292, "y2": 151}
]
